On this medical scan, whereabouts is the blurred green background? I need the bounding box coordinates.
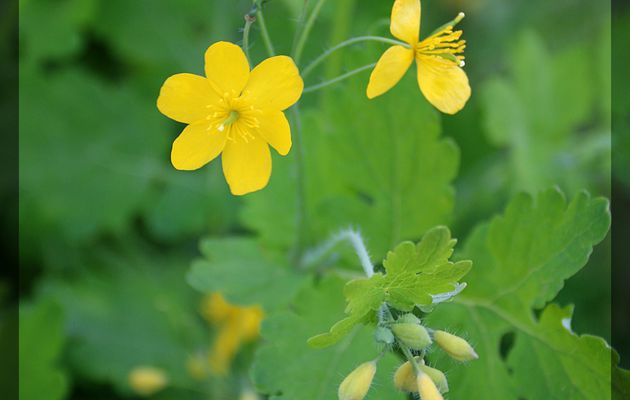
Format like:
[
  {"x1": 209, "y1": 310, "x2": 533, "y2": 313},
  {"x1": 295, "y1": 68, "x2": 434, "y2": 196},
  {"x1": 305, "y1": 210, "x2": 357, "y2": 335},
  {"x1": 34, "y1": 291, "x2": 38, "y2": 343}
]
[{"x1": 12, "y1": 0, "x2": 622, "y2": 398}]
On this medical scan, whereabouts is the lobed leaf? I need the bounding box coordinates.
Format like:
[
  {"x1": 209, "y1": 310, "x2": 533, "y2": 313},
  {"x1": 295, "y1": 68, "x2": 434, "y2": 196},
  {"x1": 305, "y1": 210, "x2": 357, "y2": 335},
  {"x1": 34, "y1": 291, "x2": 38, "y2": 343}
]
[{"x1": 309, "y1": 226, "x2": 471, "y2": 348}]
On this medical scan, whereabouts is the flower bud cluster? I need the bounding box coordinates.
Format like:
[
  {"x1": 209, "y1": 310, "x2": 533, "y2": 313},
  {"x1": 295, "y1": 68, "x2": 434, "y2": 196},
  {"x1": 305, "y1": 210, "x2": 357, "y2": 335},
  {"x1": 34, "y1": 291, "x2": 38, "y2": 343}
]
[{"x1": 337, "y1": 313, "x2": 478, "y2": 400}]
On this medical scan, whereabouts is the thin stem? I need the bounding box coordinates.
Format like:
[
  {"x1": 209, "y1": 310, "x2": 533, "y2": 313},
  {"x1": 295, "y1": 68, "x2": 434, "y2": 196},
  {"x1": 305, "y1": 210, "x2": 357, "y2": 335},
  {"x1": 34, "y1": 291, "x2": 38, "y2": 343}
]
[
  {"x1": 256, "y1": 9, "x2": 275, "y2": 56},
  {"x1": 301, "y1": 228, "x2": 374, "y2": 277},
  {"x1": 303, "y1": 63, "x2": 375, "y2": 94},
  {"x1": 242, "y1": 14, "x2": 255, "y2": 62},
  {"x1": 302, "y1": 36, "x2": 409, "y2": 78},
  {"x1": 290, "y1": 106, "x2": 307, "y2": 266},
  {"x1": 292, "y1": 0, "x2": 328, "y2": 64}
]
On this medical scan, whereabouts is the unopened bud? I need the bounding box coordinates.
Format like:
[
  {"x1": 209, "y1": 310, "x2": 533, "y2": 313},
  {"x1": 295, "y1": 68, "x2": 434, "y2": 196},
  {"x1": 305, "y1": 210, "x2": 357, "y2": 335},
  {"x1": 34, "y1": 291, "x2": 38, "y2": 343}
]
[
  {"x1": 392, "y1": 323, "x2": 432, "y2": 350},
  {"x1": 417, "y1": 373, "x2": 444, "y2": 400},
  {"x1": 128, "y1": 366, "x2": 168, "y2": 397},
  {"x1": 433, "y1": 330, "x2": 478, "y2": 362},
  {"x1": 397, "y1": 313, "x2": 421, "y2": 324},
  {"x1": 338, "y1": 361, "x2": 377, "y2": 400},
  {"x1": 375, "y1": 326, "x2": 395, "y2": 345},
  {"x1": 393, "y1": 357, "x2": 448, "y2": 393}
]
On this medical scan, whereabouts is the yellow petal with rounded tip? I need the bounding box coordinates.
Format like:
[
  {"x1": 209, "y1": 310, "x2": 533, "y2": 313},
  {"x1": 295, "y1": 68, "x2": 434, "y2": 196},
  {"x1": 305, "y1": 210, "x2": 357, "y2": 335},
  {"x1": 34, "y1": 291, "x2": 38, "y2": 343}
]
[
  {"x1": 257, "y1": 111, "x2": 292, "y2": 156},
  {"x1": 171, "y1": 121, "x2": 227, "y2": 170},
  {"x1": 367, "y1": 45, "x2": 414, "y2": 99},
  {"x1": 416, "y1": 56, "x2": 471, "y2": 114},
  {"x1": 243, "y1": 55, "x2": 303, "y2": 111},
  {"x1": 222, "y1": 137, "x2": 271, "y2": 195},
  {"x1": 157, "y1": 73, "x2": 219, "y2": 124},
  {"x1": 204, "y1": 41, "x2": 250, "y2": 95},
  {"x1": 390, "y1": 0, "x2": 421, "y2": 45}
]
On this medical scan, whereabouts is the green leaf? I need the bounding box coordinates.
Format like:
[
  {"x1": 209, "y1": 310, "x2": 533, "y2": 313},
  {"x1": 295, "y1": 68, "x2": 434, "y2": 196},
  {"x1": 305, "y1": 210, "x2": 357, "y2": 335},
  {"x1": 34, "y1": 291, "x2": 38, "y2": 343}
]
[
  {"x1": 426, "y1": 188, "x2": 623, "y2": 399},
  {"x1": 309, "y1": 226, "x2": 471, "y2": 348},
  {"x1": 252, "y1": 276, "x2": 405, "y2": 400},
  {"x1": 19, "y1": 69, "x2": 167, "y2": 244},
  {"x1": 480, "y1": 31, "x2": 609, "y2": 194},
  {"x1": 38, "y1": 246, "x2": 207, "y2": 393},
  {"x1": 19, "y1": 301, "x2": 68, "y2": 400},
  {"x1": 187, "y1": 238, "x2": 307, "y2": 311},
  {"x1": 19, "y1": 0, "x2": 97, "y2": 64},
  {"x1": 243, "y1": 77, "x2": 459, "y2": 260}
]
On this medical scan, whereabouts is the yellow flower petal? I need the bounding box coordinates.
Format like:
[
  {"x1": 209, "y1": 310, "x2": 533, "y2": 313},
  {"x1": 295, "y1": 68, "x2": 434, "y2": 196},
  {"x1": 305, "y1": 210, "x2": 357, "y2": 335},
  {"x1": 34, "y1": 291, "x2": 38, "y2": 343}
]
[
  {"x1": 390, "y1": 0, "x2": 421, "y2": 45},
  {"x1": 204, "y1": 41, "x2": 250, "y2": 95},
  {"x1": 416, "y1": 56, "x2": 471, "y2": 114},
  {"x1": 367, "y1": 45, "x2": 414, "y2": 99},
  {"x1": 257, "y1": 111, "x2": 292, "y2": 156},
  {"x1": 157, "y1": 73, "x2": 219, "y2": 124},
  {"x1": 222, "y1": 137, "x2": 272, "y2": 195},
  {"x1": 171, "y1": 121, "x2": 227, "y2": 170},
  {"x1": 243, "y1": 56, "x2": 303, "y2": 111}
]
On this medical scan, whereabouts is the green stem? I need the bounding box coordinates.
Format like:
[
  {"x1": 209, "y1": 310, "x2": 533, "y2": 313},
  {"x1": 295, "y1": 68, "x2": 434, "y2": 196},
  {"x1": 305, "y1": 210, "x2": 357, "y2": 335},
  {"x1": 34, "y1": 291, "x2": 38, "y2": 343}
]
[
  {"x1": 255, "y1": 5, "x2": 275, "y2": 56},
  {"x1": 292, "y1": 0, "x2": 328, "y2": 64},
  {"x1": 303, "y1": 63, "x2": 375, "y2": 94},
  {"x1": 290, "y1": 106, "x2": 307, "y2": 266},
  {"x1": 300, "y1": 228, "x2": 374, "y2": 276},
  {"x1": 302, "y1": 36, "x2": 408, "y2": 78},
  {"x1": 243, "y1": 14, "x2": 255, "y2": 62}
]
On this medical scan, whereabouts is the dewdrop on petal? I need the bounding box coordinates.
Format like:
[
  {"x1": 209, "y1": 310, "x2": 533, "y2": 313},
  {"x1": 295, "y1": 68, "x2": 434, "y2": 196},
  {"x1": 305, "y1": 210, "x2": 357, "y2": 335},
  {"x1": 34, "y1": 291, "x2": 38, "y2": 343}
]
[
  {"x1": 128, "y1": 366, "x2": 168, "y2": 397},
  {"x1": 338, "y1": 361, "x2": 377, "y2": 400},
  {"x1": 393, "y1": 357, "x2": 448, "y2": 393},
  {"x1": 433, "y1": 330, "x2": 479, "y2": 362},
  {"x1": 391, "y1": 323, "x2": 432, "y2": 351},
  {"x1": 417, "y1": 373, "x2": 444, "y2": 400}
]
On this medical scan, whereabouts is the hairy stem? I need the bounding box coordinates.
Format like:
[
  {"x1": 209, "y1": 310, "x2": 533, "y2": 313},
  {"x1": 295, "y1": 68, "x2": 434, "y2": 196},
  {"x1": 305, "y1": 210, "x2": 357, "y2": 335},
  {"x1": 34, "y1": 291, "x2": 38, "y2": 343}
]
[
  {"x1": 292, "y1": 0, "x2": 328, "y2": 64},
  {"x1": 255, "y1": 2, "x2": 275, "y2": 56},
  {"x1": 303, "y1": 63, "x2": 375, "y2": 94},
  {"x1": 302, "y1": 36, "x2": 408, "y2": 78},
  {"x1": 301, "y1": 228, "x2": 374, "y2": 277},
  {"x1": 290, "y1": 106, "x2": 307, "y2": 266},
  {"x1": 242, "y1": 14, "x2": 255, "y2": 62}
]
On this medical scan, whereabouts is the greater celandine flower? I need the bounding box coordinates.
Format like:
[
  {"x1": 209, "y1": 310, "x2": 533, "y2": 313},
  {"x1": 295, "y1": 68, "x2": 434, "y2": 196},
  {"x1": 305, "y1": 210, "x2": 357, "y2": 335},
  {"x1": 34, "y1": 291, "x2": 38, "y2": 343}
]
[
  {"x1": 157, "y1": 42, "x2": 303, "y2": 195},
  {"x1": 367, "y1": 0, "x2": 471, "y2": 114}
]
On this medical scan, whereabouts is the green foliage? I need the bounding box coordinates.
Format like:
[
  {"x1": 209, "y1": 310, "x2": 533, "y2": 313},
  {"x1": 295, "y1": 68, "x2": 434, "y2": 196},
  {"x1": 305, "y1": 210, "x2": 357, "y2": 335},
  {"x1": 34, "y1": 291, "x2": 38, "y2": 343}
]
[
  {"x1": 19, "y1": 301, "x2": 68, "y2": 400},
  {"x1": 252, "y1": 276, "x2": 404, "y2": 400},
  {"x1": 38, "y1": 247, "x2": 207, "y2": 394},
  {"x1": 243, "y1": 79, "x2": 460, "y2": 260},
  {"x1": 480, "y1": 31, "x2": 610, "y2": 194},
  {"x1": 187, "y1": 237, "x2": 307, "y2": 310},
  {"x1": 19, "y1": 0, "x2": 97, "y2": 64},
  {"x1": 426, "y1": 189, "x2": 617, "y2": 399},
  {"x1": 309, "y1": 226, "x2": 471, "y2": 348}
]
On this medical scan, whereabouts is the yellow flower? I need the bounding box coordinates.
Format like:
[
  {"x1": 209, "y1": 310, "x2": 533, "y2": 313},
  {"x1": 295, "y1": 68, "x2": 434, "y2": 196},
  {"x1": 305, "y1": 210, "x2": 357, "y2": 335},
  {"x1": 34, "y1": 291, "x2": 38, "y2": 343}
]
[
  {"x1": 367, "y1": 0, "x2": 470, "y2": 114},
  {"x1": 128, "y1": 366, "x2": 168, "y2": 397},
  {"x1": 338, "y1": 361, "x2": 377, "y2": 400},
  {"x1": 200, "y1": 293, "x2": 264, "y2": 375},
  {"x1": 417, "y1": 373, "x2": 444, "y2": 400},
  {"x1": 157, "y1": 42, "x2": 304, "y2": 195}
]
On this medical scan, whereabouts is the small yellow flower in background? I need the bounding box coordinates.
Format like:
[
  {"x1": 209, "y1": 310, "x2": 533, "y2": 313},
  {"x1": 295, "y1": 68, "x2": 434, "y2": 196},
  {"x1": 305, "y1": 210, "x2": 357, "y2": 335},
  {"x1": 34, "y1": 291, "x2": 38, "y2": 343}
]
[
  {"x1": 200, "y1": 293, "x2": 264, "y2": 375},
  {"x1": 157, "y1": 41, "x2": 304, "y2": 195},
  {"x1": 367, "y1": 0, "x2": 471, "y2": 114},
  {"x1": 338, "y1": 361, "x2": 377, "y2": 400},
  {"x1": 128, "y1": 366, "x2": 168, "y2": 397}
]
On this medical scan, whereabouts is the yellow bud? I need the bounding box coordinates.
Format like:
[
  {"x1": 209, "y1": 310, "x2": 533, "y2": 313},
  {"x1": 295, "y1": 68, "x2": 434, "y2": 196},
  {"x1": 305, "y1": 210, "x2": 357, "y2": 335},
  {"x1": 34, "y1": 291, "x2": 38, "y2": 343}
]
[
  {"x1": 393, "y1": 358, "x2": 448, "y2": 393},
  {"x1": 391, "y1": 323, "x2": 432, "y2": 350},
  {"x1": 417, "y1": 373, "x2": 444, "y2": 400},
  {"x1": 186, "y1": 354, "x2": 208, "y2": 380},
  {"x1": 433, "y1": 330, "x2": 478, "y2": 362},
  {"x1": 128, "y1": 366, "x2": 168, "y2": 397},
  {"x1": 338, "y1": 361, "x2": 377, "y2": 400},
  {"x1": 239, "y1": 389, "x2": 260, "y2": 400}
]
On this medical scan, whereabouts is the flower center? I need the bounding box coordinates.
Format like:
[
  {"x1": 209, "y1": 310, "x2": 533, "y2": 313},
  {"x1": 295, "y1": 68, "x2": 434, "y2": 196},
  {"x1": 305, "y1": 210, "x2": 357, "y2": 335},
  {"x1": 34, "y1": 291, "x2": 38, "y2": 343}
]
[
  {"x1": 206, "y1": 92, "x2": 262, "y2": 143},
  {"x1": 416, "y1": 12, "x2": 466, "y2": 67},
  {"x1": 218, "y1": 110, "x2": 239, "y2": 132}
]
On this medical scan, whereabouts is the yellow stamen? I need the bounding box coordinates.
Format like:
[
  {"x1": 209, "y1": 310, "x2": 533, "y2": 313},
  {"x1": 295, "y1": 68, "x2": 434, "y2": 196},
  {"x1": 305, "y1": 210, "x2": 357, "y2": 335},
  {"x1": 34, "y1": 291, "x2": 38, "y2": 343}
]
[{"x1": 218, "y1": 110, "x2": 240, "y2": 132}]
